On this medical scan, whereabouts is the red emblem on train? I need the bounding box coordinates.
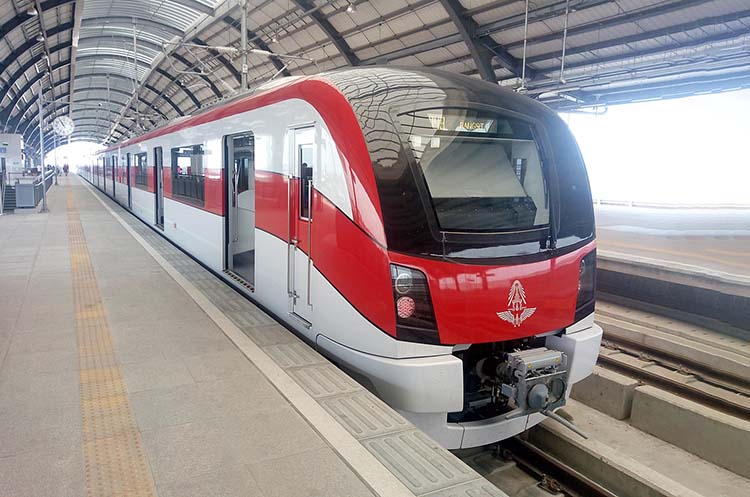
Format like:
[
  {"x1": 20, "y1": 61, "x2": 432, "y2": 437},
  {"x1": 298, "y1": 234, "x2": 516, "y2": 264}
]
[{"x1": 497, "y1": 280, "x2": 537, "y2": 327}]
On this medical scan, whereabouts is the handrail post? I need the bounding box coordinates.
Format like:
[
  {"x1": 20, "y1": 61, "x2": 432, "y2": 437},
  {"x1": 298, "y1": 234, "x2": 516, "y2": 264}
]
[{"x1": 38, "y1": 82, "x2": 49, "y2": 213}]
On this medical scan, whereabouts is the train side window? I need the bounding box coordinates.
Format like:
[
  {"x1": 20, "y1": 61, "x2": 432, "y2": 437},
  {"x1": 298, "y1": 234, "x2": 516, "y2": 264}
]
[
  {"x1": 170, "y1": 145, "x2": 205, "y2": 205},
  {"x1": 299, "y1": 144, "x2": 313, "y2": 219},
  {"x1": 134, "y1": 153, "x2": 148, "y2": 187}
]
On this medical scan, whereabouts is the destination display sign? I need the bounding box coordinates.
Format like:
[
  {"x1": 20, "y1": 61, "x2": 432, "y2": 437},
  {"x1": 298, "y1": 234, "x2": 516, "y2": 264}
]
[{"x1": 426, "y1": 112, "x2": 496, "y2": 134}]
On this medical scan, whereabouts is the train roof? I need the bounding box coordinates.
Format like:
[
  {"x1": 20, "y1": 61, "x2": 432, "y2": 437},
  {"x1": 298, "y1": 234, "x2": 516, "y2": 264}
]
[{"x1": 102, "y1": 66, "x2": 554, "y2": 154}]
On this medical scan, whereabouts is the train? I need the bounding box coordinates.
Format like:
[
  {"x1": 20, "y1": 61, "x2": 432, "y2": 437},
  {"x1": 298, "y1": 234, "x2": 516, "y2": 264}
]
[{"x1": 79, "y1": 67, "x2": 602, "y2": 449}]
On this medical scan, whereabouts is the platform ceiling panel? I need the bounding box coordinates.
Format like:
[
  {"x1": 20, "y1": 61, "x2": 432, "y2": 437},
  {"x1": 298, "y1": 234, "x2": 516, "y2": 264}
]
[{"x1": 2, "y1": 0, "x2": 749, "y2": 152}]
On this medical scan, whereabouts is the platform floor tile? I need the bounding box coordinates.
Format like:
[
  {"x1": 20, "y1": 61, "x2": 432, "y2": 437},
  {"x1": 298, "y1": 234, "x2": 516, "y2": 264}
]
[
  {"x1": 249, "y1": 447, "x2": 375, "y2": 497},
  {"x1": 320, "y1": 390, "x2": 411, "y2": 439},
  {"x1": 362, "y1": 429, "x2": 477, "y2": 495}
]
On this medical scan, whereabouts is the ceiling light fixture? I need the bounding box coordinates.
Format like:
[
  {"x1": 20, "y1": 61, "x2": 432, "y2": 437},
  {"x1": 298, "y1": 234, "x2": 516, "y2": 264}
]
[
  {"x1": 346, "y1": 3, "x2": 355, "y2": 14},
  {"x1": 36, "y1": 35, "x2": 45, "y2": 42},
  {"x1": 27, "y1": 7, "x2": 38, "y2": 16},
  {"x1": 271, "y1": 33, "x2": 279, "y2": 43}
]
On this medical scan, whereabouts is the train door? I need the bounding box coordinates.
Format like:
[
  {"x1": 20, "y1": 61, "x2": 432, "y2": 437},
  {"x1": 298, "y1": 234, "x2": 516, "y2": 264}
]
[
  {"x1": 224, "y1": 132, "x2": 255, "y2": 287},
  {"x1": 104, "y1": 156, "x2": 109, "y2": 194},
  {"x1": 288, "y1": 126, "x2": 315, "y2": 326},
  {"x1": 126, "y1": 153, "x2": 132, "y2": 208},
  {"x1": 154, "y1": 147, "x2": 164, "y2": 228},
  {"x1": 111, "y1": 155, "x2": 117, "y2": 198}
]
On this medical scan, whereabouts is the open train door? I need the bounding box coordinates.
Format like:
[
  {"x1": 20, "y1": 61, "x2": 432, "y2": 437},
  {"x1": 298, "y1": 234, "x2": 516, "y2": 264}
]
[
  {"x1": 111, "y1": 155, "x2": 117, "y2": 198},
  {"x1": 224, "y1": 132, "x2": 255, "y2": 287},
  {"x1": 288, "y1": 126, "x2": 315, "y2": 328}
]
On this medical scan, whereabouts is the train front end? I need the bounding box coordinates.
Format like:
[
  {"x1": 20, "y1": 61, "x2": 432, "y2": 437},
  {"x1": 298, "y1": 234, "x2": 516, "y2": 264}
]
[{"x1": 326, "y1": 68, "x2": 602, "y2": 448}]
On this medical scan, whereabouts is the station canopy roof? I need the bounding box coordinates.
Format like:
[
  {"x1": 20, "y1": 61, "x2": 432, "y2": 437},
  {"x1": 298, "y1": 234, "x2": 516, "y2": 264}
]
[{"x1": 1, "y1": 0, "x2": 749, "y2": 155}]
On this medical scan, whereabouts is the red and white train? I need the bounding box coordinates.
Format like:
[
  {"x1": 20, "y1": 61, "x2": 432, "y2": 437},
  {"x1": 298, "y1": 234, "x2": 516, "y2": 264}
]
[{"x1": 80, "y1": 67, "x2": 602, "y2": 449}]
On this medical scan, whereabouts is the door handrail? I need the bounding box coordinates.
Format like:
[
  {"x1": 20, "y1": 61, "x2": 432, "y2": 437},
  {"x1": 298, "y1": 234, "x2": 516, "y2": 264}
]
[
  {"x1": 0, "y1": 166, "x2": 5, "y2": 215},
  {"x1": 306, "y1": 178, "x2": 313, "y2": 307},
  {"x1": 286, "y1": 174, "x2": 294, "y2": 299}
]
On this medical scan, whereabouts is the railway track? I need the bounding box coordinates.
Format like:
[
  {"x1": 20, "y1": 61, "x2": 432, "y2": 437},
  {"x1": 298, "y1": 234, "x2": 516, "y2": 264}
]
[
  {"x1": 458, "y1": 438, "x2": 616, "y2": 497},
  {"x1": 465, "y1": 303, "x2": 749, "y2": 497},
  {"x1": 596, "y1": 302, "x2": 750, "y2": 419}
]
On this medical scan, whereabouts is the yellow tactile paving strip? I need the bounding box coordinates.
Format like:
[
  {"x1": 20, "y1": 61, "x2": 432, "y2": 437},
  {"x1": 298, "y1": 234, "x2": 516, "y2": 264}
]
[{"x1": 66, "y1": 189, "x2": 157, "y2": 497}]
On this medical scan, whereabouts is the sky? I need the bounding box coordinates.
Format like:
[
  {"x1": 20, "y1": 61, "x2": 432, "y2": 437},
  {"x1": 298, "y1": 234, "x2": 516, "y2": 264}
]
[{"x1": 560, "y1": 89, "x2": 750, "y2": 206}]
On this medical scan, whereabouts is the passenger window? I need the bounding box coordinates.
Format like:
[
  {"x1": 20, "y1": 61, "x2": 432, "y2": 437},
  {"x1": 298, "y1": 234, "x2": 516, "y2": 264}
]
[
  {"x1": 299, "y1": 144, "x2": 313, "y2": 219},
  {"x1": 232, "y1": 134, "x2": 254, "y2": 194},
  {"x1": 134, "y1": 153, "x2": 148, "y2": 187},
  {"x1": 170, "y1": 145, "x2": 205, "y2": 205}
]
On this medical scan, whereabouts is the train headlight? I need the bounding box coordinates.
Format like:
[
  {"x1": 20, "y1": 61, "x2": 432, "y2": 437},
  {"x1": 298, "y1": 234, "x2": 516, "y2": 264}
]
[
  {"x1": 396, "y1": 296, "x2": 416, "y2": 319},
  {"x1": 390, "y1": 264, "x2": 439, "y2": 344},
  {"x1": 394, "y1": 272, "x2": 413, "y2": 294},
  {"x1": 575, "y1": 249, "x2": 596, "y2": 321}
]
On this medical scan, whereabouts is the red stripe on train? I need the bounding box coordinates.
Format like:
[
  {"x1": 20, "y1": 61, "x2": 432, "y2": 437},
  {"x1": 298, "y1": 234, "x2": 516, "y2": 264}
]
[
  {"x1": 256, "y1": 170, "x2": 396, "y2": 337},
  {"x1": 104, "y1": 78, "x2": 386, "y2": 246}
]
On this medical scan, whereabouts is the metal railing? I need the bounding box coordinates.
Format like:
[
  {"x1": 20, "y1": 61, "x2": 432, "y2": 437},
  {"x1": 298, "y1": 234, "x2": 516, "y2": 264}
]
[
  {"x1": 14, "y1": 169, "x2": 56, "y2": 208},
  {"x1": 0, "y1": 167, "x2": 5, "y2": 215}
]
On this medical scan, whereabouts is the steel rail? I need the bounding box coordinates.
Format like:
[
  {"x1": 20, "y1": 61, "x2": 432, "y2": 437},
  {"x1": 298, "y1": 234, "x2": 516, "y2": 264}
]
[
  {"x1": 597, "y1": 348, "x2": 750, "y2": 420},
  {"x1": 601, "y1": 334, "x2": 750, "y2": 396},
  {"x1": 500, "y1": 438, "x2": 617, "y2": 497}
]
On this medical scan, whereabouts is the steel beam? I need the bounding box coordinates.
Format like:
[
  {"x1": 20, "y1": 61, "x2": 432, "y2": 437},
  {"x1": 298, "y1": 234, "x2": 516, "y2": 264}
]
[
  {"x1": 438, "y1": 0, "x2": 496, "y2": 82},
  {"x1": 67, "y1": 0, "x2": 84, "y2": 119},
  {"x1": 14, "y1": 80, "x2": 71, "y2": 134},
  {"x1": 291, "y1": 0, "x2": 359, "y2": 65},
  {"x1": 154, "y1": 68, "x2": 202, "y2": 109},
  {"x1": 80, "y1": 16, "x2": 182, "y2": 37},
  {"x1": 170, "y1": 53, "x2": 223, "y2": 99},
  {"x1": 77, "y1": 33, "x2": 163, "y2": 53},
  {"x1": 71, "y1": 96, "x2": 168, "y2": 122},
  {"x1": 502, "y1": 0, "x2": 708, "y2": 51},
  {"x1": 366, "y1": 33, "x2": 464, "y2": 65},
  {"x1": 476, "y1": 0, "x2": 609, "y2": 38},
  {"x1": 0, "y1": 0, "x2": 71, "y2": 38},
  {"x1": 532, "y1": 32, "x2": 750, "y2": 87},
  {"x1": 191, "y1": 37, "x2": 242, "y2": 84},
  {"x1": 0, "y1": 40, "x2": 72, "y2": 108},
  {"x1": 551, "y1": 71, "x2": 750, "y2": 111},
  {"x1": 221, "y1": 14, "x2": 291, "y2": 78},
  {"x1": 2, "y1": 60, "x2": 70, "y2": 127},
  {"x1": 178, "y1": 0, "x2": 215, "y2": 15},
  {"x1": 525, "y1": 10, "x2": 750, "y2": 65},
  {"x1": 0, "y1": 23, "x2": 73, "y2": 80},
  {"x1": 21, "y1": 88, "x2": 158, "y2": 144}
]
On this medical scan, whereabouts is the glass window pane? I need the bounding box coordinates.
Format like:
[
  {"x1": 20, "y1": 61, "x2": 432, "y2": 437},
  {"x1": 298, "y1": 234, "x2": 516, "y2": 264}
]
[
  {"x1": 399, "y1": 108, "x2": 549, "y2": 232},
  {"x1": 169, "y1": 145, "x2": 206, "y2": 205},
  {"x1": 299, "y1": 144, "x2": 313, "y2": 219}
]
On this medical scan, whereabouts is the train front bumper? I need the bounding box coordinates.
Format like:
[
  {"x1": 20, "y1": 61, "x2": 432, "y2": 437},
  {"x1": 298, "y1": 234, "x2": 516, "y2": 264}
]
[{"x1": 317, "y1": 322, "x2": 603, "y2": 449}]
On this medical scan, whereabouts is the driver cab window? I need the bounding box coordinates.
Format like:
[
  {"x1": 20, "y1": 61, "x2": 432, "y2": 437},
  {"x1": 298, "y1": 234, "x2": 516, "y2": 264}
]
[{"x1": 399, "y1": 108, "x2": 549, "y2": 233}]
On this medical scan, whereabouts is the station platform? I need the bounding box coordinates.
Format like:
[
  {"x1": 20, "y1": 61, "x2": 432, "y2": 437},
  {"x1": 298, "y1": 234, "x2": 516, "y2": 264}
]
[{"x1": 0, "y1": 176, "x2": 502, "y2": 497}]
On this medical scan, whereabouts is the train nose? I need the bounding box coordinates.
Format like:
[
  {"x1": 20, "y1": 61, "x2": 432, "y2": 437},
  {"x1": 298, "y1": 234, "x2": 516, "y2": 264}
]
[{"x1": 390, "y1": 247, "x2": 592, "y2": 345}]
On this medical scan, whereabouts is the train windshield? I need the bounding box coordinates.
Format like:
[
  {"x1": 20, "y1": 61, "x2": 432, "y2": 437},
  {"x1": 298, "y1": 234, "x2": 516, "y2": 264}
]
[{"x1": 399, "y1": 108, "x2": 549, "y2": 233}]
